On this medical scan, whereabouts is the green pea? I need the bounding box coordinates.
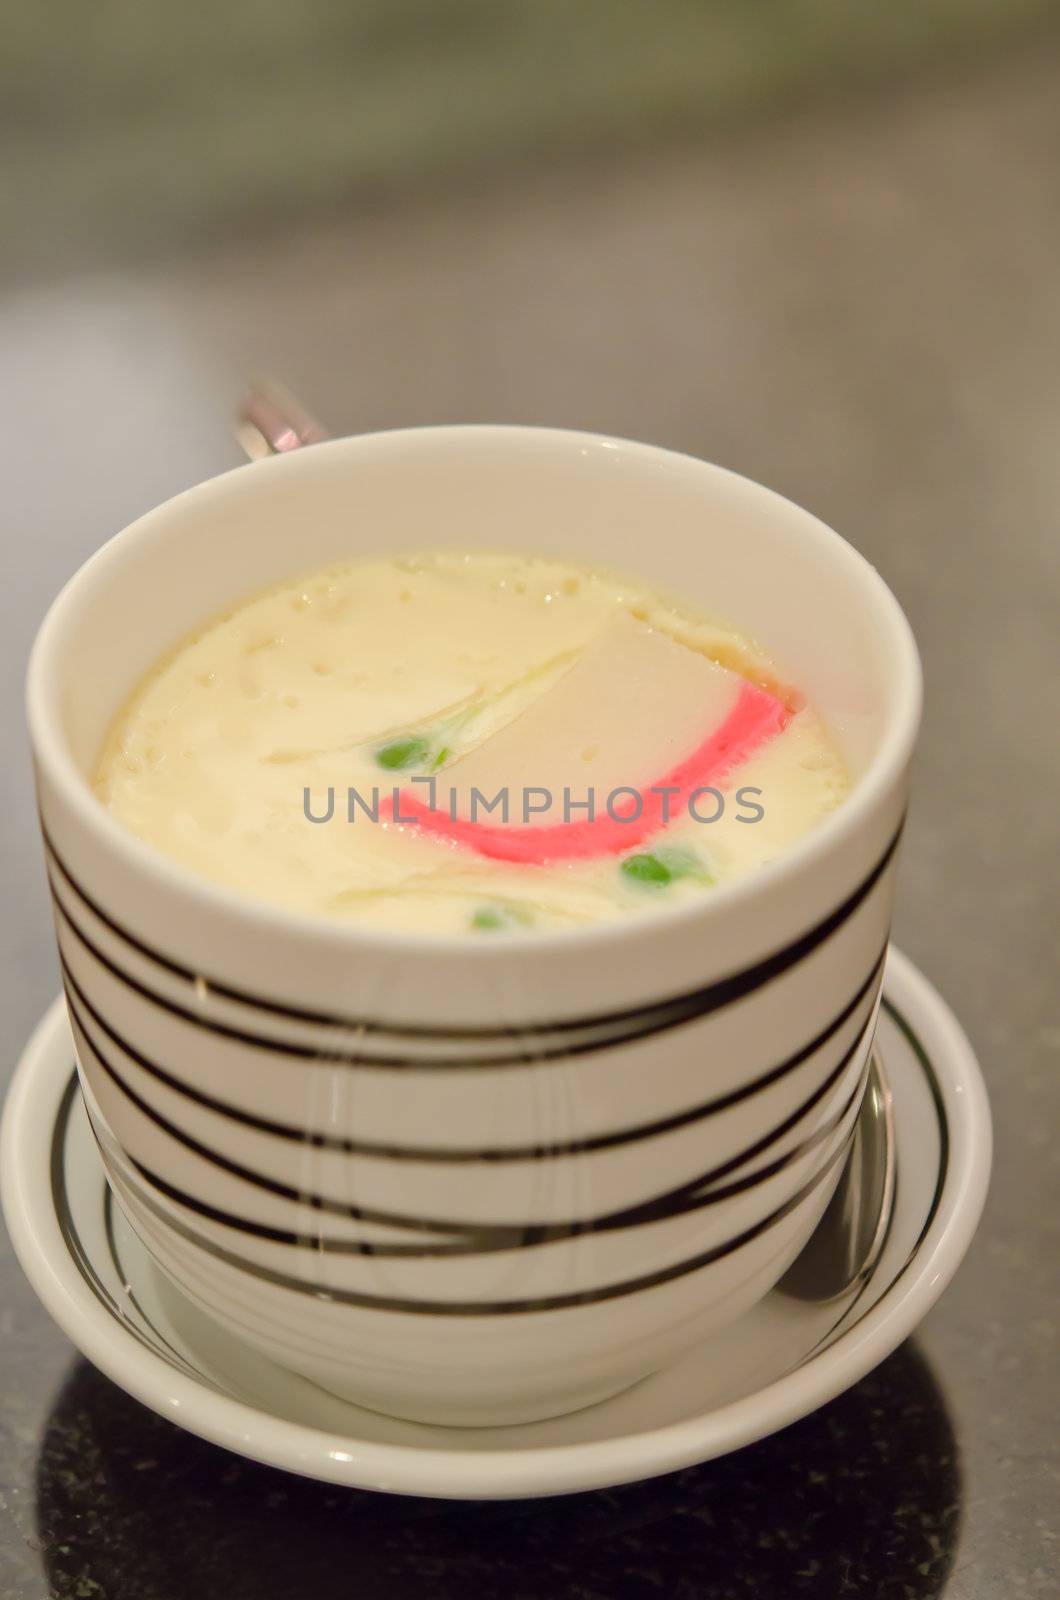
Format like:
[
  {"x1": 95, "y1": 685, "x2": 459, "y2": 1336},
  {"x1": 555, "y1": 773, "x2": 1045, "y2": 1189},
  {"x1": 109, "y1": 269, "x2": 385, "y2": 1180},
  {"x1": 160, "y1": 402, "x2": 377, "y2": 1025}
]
[
  {"x1": 376, "y1": 735, "x2": 432, "y2": 771},
  {"x1": 621, "y1": 848, "x2": 714, "y2": 888},
  {"x1": 471, "y1": 903, "x2": 532, "y2": 932},
  {"x1": 620, "y1": 852, "x2": 673, "y2": 886}
]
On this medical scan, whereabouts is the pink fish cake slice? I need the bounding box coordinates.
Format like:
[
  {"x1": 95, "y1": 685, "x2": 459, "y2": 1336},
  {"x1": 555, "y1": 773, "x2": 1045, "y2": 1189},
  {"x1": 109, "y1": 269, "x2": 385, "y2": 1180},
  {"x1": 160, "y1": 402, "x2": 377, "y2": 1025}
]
[{"x1": 390, "y1": 613, "x2": 789, "y2": 863}]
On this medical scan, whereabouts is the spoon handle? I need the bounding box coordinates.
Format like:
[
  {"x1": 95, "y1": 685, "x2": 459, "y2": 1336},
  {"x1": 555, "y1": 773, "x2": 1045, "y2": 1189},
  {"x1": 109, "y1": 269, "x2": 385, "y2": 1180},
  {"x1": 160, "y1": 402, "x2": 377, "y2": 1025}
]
[{"x1": 235, "y1": 382, "x2": 330, "y2": 461}]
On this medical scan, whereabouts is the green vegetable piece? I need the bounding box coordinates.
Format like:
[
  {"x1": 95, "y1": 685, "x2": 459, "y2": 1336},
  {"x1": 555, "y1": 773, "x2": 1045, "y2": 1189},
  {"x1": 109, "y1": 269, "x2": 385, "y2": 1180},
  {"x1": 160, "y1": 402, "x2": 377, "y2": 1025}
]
[
  {"x1": 620, "y1": 852, "x2": 673, "y2": 886},
  {"x1": 376, "y1": 735, "x2": 432, "y2": 771},
  {"x1": 432, "y1": 745, "x2": 451, "y2": 771},
  {"x1": 471, "y1": 903, "x2": 533, "y2": 932},
  {"x1": 621, "y1": 847, "x2": 714, "y2": 888}
]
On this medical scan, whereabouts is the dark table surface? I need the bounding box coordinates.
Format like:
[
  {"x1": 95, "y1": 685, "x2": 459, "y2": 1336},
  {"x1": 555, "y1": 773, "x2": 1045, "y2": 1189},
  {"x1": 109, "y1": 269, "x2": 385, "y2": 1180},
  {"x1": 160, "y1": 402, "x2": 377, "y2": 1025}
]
[{"x1": 1, "y1": 48, "x2": 1057, "y2": 1600}]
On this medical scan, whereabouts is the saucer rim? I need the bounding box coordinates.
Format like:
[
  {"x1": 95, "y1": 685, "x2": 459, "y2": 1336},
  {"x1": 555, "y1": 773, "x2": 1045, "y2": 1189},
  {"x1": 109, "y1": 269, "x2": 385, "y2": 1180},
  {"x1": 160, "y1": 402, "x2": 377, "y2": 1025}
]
[{"x1": 1, "y1": 946, "x2": 991, "y2": 1499}]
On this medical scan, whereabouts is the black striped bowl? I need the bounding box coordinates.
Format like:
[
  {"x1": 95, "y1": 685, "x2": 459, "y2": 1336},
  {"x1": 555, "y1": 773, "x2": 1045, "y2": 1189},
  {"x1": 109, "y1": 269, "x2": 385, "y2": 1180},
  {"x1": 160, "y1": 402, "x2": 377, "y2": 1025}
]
[{"x1": 27, "y1": 427, "x2": 921, "y2": 1424}]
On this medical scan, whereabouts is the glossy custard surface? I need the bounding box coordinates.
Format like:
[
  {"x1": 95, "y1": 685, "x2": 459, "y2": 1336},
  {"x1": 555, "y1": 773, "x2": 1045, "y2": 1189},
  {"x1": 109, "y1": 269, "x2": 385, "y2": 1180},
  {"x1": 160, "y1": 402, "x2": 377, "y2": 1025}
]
[{"x1": 95, "y1": 553, "x2": 849, "y2": 933}]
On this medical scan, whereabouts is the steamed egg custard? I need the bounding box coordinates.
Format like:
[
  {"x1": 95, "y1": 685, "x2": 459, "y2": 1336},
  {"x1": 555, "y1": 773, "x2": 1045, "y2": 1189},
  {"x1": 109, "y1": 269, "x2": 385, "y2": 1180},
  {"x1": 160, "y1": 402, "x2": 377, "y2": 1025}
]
[{"x1": 95, "y1": 553, "x2": 850, "y2": 934}]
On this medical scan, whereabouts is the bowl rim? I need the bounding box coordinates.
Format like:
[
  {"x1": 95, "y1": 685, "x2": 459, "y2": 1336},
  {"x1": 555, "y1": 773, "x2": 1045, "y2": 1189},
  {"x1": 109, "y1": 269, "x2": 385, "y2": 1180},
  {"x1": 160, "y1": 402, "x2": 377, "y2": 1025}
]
[{"x1": 26, "y1": 423, "x2": 922, "y2": 961}]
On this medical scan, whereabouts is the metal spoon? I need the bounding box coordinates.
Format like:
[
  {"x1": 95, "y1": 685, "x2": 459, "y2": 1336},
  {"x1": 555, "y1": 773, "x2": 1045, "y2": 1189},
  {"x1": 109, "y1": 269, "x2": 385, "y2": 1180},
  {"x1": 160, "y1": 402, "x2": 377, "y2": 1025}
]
[
  {"x1": 235, "y1": 381, "x2": 330, "y2": 460},
  {"x1": 778, "y1": 1049, "x2": 896, "y2": 1303}
]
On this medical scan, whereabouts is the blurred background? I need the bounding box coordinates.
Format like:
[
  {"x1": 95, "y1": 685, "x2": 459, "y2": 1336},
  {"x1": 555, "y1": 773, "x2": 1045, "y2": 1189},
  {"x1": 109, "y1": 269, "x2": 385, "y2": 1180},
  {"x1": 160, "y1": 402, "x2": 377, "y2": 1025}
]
[{"x1": 2, "y1": 5, "x2": 1058, "y2": 1597}]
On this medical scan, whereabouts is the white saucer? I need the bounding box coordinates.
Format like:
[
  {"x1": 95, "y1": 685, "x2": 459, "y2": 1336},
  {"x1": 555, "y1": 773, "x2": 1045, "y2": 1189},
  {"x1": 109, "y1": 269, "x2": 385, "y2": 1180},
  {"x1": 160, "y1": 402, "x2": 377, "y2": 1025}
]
[{"x1": 2, "y1": 947, "x2": 990, "y2": 1500}]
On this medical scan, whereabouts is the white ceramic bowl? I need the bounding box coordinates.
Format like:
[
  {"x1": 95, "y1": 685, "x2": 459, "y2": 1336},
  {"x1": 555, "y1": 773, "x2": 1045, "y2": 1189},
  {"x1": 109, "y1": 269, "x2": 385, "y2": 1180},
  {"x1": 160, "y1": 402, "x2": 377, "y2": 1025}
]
[{"x1": 26, "y1": 426, "x2": 920, "y2": 1425}]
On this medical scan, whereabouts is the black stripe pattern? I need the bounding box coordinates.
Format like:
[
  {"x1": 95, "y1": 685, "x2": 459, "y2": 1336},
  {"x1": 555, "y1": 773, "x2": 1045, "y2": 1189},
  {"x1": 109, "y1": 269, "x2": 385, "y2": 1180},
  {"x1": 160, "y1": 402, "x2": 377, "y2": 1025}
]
[
  {"x1": 44, "y1": 809, "x2": 901, "y2": 1316},
  {"x1": 82, "y1": 1035, "x2": 873, "y2": 1261},
  {"x1": 52, "y1": 987, "x2": 946, "y2": 1334},
  {"x1": 50, "y1": 1074, "x2": 223, "y2": 1393},
  {"x1": 44, "y1": 816, "x2": 902, "y2": 1061},
  {"x1": 103, "y1": 1128, "x2": 858, "y2": 1316},
  {"x1": 59, "y1": 929, "x2": 886, "y2": 1165},
  {"x1": 74, "y1": 981, "x2": 876, "y2": 1308}
]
